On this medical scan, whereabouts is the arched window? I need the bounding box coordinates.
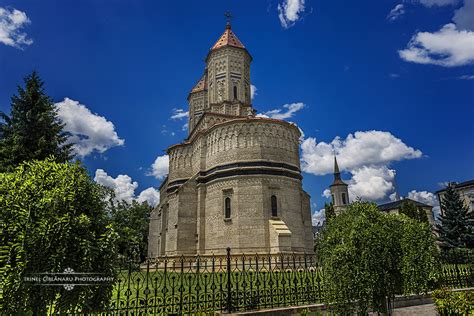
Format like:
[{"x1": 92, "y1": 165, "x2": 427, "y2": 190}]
[
  {"x1": 233, "y1": 86, "x2": 238, "y2": 99},
  {"x1": 342, "y1": 193, "x2": 347, "y2": 205},
  {"x1": 225, "y1": 197, "x2": 231, "y2": 219},
  {"x1": 271, "y1": 195, "x2": 278, "y2": 217},
  {"x1": 331, "y1": 194, "x2": 335, "y2": 204}
]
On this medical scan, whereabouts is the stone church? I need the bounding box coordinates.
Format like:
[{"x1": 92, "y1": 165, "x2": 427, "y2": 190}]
[{"x1": 147, "y1": 21, "x2": 314, "y2": 258}]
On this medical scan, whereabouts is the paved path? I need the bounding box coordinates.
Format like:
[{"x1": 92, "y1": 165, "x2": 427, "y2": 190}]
[{"x1": 392, "y1": 303, "x2": 437, "y2": 316}]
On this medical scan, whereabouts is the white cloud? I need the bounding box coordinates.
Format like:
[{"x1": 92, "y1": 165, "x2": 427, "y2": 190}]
[
  {"x1": 94, "y1": 169, "x2": 138, "y2": 203},
  {"x1": 399, "y1": 23, "x2": 474, "y2": 67},
  {"x1": 250, "y1": 84, "x2": 257, "y2": 100},
  {"x1": 301, "y1": 130, "x2": 422, "y2": 176},
  {"x1": 170, "y1": 108, "x2": 189, "y2": 120},
  {"x1": 137, "y1": 187, "x2": 160, "y2": 206},
  {"x1": 322, "y1": 189, "x2": 331, "y2": 198},
  {"x1": 387, "y1": 4, "x2": 405, "y2": 21},
  {"x1": 302, "y1": 131, "x2": 422, "y2": 202},
  {"x1": 457, "y1": 74, "x2": 474, "y2": 79},
  {"x1": 453, "y1": 0, "x2": 474, "y2": 31},
  {"x1": 259, "y1": 102, "x2": 305, "y2": 120},
  {"x1": 407, "y1": 190, "x2": 440, "y2": 220},
  {"x1": 416, "y1": 0, "x2": 459, "y2": 6},
  {"x1": 149, "y1": 155, "x2": 169, "y2": 180},
  {"x1": 348, "y1": 166, "x2": 396, "y2": 201},
  {"x1": 94, "y1": 169, "x2": 160, "y2": 206},
  {"x1": 312, "y1": 209, "x2": 325, "y2": 226},
  {"x1": 0, "y1": 7, "x2": 33, "y2": 49},
  {"x1": 56, "y1": 98, "x2": 124, "y2": 157},
  {"x1": 278, "y1": 0, "x2": 306, "y2": 29},
  {"x1": 389, "y1": 192, "x2": 399, "y2": 201}
]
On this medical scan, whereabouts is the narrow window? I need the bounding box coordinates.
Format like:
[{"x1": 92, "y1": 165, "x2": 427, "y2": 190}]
[
  {"x1": 233, "y1": 86, "x2": 238, "y2": 99},
  {"x1": 225, "y1": 197, "x2": 231, "y2": 219},
  {"x1": 332, "y1": 194, "x2": 335, "y2": 204},
  {"x1": 271, "y1": 195, "x2": 278, "y2": 217},
  {"x1": 342, "y1": 193, "x2": 347, "y2": 205}
]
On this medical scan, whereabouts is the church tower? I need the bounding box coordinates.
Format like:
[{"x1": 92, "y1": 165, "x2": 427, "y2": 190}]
[
  {"x1": 330, "y1": 157, "x2": 349, "y2": 214},
  {"x1": 187, "y1": 19, "x2": 254, "y2": 134}
]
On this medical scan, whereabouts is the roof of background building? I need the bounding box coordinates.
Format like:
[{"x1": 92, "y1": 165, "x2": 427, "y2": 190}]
[
  {"x1": 378, "y1": 198, "x2": 432, "y2": 212},
  {"x1": 436, "y1": 180, "x2": 474, "y2": 194}
]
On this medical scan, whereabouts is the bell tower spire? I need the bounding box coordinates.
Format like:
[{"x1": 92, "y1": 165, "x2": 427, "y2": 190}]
[{"x1": 330, "y1": 156, "x2": 350, "y2": 214}]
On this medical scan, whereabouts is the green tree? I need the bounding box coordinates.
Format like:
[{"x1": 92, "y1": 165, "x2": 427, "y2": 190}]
[
  {"x1": 0, "y1": 158, "x2": 118, "y2": 314},
  {"x1": 324, "y1": 202, "x2": 336, "y2": 223},
  {"x1": 0, "y1": 71, "x2": 73, "y2": 172},
  {"x1": 317, "y1": 201, "x2": 438, "y2": 314},
  {"x1": 110, "y1": 200, "x2": 152, "y2": 263},
  {"x1": 399, "y1": 200, "x2": 429, "y2": 223},
  {"x1": 437, "y1": 184, "x2": 474, "y2": 250}
]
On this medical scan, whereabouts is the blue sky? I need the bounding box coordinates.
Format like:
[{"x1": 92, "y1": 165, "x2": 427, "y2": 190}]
[{"x1": 1, "y1": 0, "x2": 473, "y2": 223}]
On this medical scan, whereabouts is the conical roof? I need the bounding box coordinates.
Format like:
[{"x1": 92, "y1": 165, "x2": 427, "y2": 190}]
[
  {"x1": 190, "y1": 72, "x2": 207, "y2": 94},
  {"x1": 331, "y1": 156, "x2": 347, "y2": 186},
  {"x1": 211, "y1": 24, "x2": 245, "y2": 51}
]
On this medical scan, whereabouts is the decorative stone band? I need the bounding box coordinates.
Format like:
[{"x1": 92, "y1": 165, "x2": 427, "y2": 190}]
[{"x1": 166, "y1": 161, "x2": 301, "y2": 193}]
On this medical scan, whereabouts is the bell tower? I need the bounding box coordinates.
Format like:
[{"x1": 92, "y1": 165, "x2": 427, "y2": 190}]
[
  {"x1": 187, "y1": 14, "x2": 254, "y2": 135},
  {"x1": 330, "y1": 156, "x2": 350, "y2": 214}
]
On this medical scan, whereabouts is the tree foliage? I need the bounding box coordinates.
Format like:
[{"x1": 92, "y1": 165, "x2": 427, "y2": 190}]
[
  {"x1": 0, "y1": 71, "x2": 73, "y2": 172},
  {"x1": 399, "y1": 200, "x2": 429, "y2": 223},
  {"x1": 317, "y1": 201, "x2": 439, "y2": 314},
  {"x1": 437, "y1": 184, "x2": 474, "y2": 250},
  {"x1": 0, "y1": 158, "x2": 118, "y2": 314},
  {"x1": 324, "y1": 202, "x2": 336, "y2": 223},
  {"x1": 110, "y1": 200, "x2": 152, "y2": 263}
]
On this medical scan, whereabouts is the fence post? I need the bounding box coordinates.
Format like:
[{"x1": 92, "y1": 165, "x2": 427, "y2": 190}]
[{"x1": 226, "y1": 247, "x2": 233, "y2": 313}]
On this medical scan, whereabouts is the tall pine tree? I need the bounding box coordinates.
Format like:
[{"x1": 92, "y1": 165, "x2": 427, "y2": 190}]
[
  {"x1": 436, "y1": 183, "x2": 474, "y2": 250},
  {"x1": 0, "y1": 71, "x2": 73, "y2": 171}
]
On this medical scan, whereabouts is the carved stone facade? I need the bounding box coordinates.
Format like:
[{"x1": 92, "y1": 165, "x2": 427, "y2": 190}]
[{"x1": 148, "y1": 23, "x2": 314, "y2": 258}]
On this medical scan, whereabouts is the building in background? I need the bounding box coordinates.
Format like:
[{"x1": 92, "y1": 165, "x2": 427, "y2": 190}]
[
  {"x1": 437, "y1": 180, "x2": 474, "y2": 215},
  {"x1": 148, "y1": 21, "x2": 314, "y2": 258},
  {"x1": 378, "y1": 198, "x2": 436, "y2": 226},
  {"x1": 329, "y1": 157, "x2": 350, "y2": 214}
]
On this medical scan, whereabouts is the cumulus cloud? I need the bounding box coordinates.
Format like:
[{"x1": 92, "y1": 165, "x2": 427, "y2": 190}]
[
  {"x1": 399, "y1": 23, "x2": 474, "y2": 67},
  {"x1": 0, "y1": 7, "x2": 33, "y2": 48},
  {"x1": 250, "y1": 85, "x2": 257, "y2": 100},
  {"x1": 278, "y1": 0, "x2": 306, "y2": 29},
  {"x1": 149, "y1": 155, "x2": 169, "y2": 180},
  {"x1": 407, "y1": 190, "x2": 441, "y2": 220},
  {"x1": 301, "y1": 131, "x2": 422, "y2": 202},
  {"x1": 348, "y1": 166, "x2": 396, "y2": 201},
  {"x1": 301, "y1": 131, "x2": 422, "y2": 176},
  {"x1": 56, "y1": 98, "x2": 124, "y2": 157},
  {"x1": 258, "y1": 102, "x2": 305, "y2": 120},
  {"x1": 137, "y1": 187, "x2": 161, "y2": 206},
  {"x1": 453, "y1": 0, "x2": 474, "y2": 31},
  {"x1": 170, "y1": 108, "x2": 189, "y2": 120},
  {"x1": 312, "y1": 209, "x2": 325, "y2": 226},
  {"x1": 94, "y1": 169, "x2": 138, "y2": 203},
  {"x1": 94, "y1": 169, "x2": 160, "y2": 206},
  {"x1": 387, "y1": 4, "x2": 405, "y2": 21}
]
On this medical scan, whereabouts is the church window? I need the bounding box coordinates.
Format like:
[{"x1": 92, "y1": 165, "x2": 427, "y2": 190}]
[
  {"x1": 225, "y1": 197, "x2": 231, "y2": 219},
  {"x1": 233, "y1": 86, "x2": 238, "y2": 99},
  {"x1": 271, "y1": 195, "x2": 278, "y2": 217},
  {"x1": 332, "y1": 194, "x2": 335, "y2": 204},
  {"x1": 342, "y1": 193, "x2": 347, "y2": 205}
]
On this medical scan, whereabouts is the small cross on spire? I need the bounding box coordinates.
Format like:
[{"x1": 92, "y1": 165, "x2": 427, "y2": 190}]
[{"x1": 224, "y1": 11, "x2": 233, "y2": 29}]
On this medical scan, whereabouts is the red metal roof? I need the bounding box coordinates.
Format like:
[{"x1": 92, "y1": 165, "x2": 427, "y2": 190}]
[{"x1": 211, "y1": 24, "x2": 245, "y2": 51}]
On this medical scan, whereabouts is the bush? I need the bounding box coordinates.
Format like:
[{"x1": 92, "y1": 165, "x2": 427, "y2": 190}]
[
  {"x1": 0, "y1": 159, "x2": 118, "y2": 314},
  {"x1": 432, "y1": 288, "x2": 474, "y2": 315},
  {"x1": 316, "y1": 201, "x2": 439, "y2": 314},
  {"x1": 441, "y1": 247, "x2": 474, "y2": 264}
]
